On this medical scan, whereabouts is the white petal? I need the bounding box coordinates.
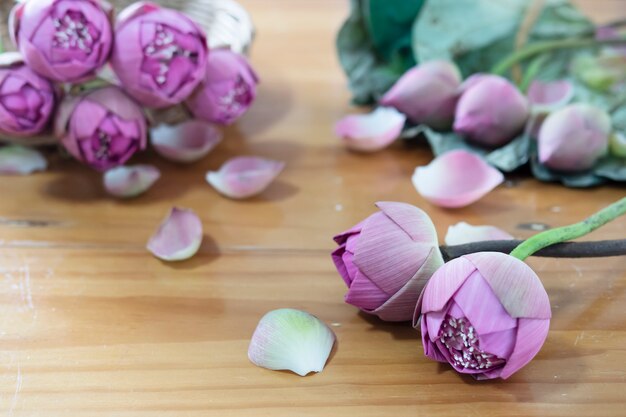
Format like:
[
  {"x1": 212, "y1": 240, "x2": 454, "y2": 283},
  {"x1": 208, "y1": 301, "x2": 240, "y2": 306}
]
[
  {"x1": 103, "y1": 165, "x2": 161, "y2": 198},
  {"x1": 147, "y1": 207, "x2": 203, "y2": 261},
  {"x1": 445, "y1": 222, "x2": 514, "y2": 246},
  {"x1": 248, "y1": 308, "x2": 336, "y2": 376},
  {"x1": 412, "y1": 150, "x2": 504, "y2": 208},
  {"x1": 0, "y1": 146, "x2": 47, "y2": 175},
  {"x1": 206, "y1": 156, "x2": 285, "y2": 199},
  {"x1": 334, "y1": 107, "x2": 406, "y2": 152},
  {"x1": 151, "y1": 120, "x2": 222, "y2": 163}
]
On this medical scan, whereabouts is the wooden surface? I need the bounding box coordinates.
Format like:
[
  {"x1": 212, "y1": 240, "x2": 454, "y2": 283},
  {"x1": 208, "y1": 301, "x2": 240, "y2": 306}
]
[{"x1": 1, "y1": 0, "x2": 625, "y2": 415}]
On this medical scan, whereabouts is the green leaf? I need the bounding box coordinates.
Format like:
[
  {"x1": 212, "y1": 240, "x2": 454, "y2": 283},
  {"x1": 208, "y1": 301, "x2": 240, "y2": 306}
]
[
  {"x1": 486, "y1": 134, "x2": 531, "y2": 172},
  {"x1": 336, "y1": 0, "x2": 423, "y2": 104},
  {"x1": 530, "y1": 156, "x2": 606, "y2": 187},
  {"x1": 595, "y1": 157, "x2": 626, "y2": 181}
]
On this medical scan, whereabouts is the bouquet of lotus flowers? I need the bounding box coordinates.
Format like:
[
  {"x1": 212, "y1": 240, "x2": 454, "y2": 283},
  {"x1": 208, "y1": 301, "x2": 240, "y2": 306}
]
[
  {"x1": 335, "y1": 0, "x2": 626, "y2": 194},
  {"x1": 0, "y1": 0, "x2": 282, "y2": 199}
]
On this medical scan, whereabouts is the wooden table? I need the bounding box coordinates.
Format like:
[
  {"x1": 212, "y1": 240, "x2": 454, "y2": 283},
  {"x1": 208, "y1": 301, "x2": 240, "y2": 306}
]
[{"x1": 0, "y1": 0, "x2": 625, "y2": 415}]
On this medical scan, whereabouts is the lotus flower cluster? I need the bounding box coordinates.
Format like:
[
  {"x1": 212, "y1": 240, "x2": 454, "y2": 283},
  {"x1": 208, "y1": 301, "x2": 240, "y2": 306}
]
[
  {"x1": 0, "y1": 0, "x2": 260, "y2": 179},
  {"x1": 332, "y1": 202, "x2": 552, "y2": 380}
]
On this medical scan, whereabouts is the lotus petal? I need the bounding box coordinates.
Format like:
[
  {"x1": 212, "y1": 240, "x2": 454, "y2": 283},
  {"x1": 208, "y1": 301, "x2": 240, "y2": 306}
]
[
  {"x1": 151, "y1": 120, "x2": 222, "y2": 163},
  {"x1": 206, "y1": 156, "x2": 285, "y2": 199},
  {"x1": 147, "y1": 207, "x2": 203, "y2": 261},
  {"x1": 248, "y1": 308, "x2": 336, "y2": 376},
  {"x1": 445, "y1": 222, "x2": 513, "y2": 245},
  {"x1": 412, "y1": 150, "x2": 504, "y2": 208},
  {"x1": 527, "y1": 80, "x2": 573, "y2": 113},
  {"x1": 334, "y1": 107, "x2": 406, "y2": 152},
  {"x1": 103, "y1": 165, "x2": 160, "y2": 198},
  {"x1": 0, "y1": 145, "x2": 47, "y2": 175}
]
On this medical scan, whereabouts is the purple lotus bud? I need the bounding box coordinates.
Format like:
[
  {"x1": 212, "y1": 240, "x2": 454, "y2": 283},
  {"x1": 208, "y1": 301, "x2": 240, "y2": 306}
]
[
  {"x1": 380, "y1": 60, "x2": 461, "y2": 130},
  {"x1": 185, "y1": 49, "x2": 259, "y2": 125},
  {"x1": 0, "y1": 52, "x2": 56, "y2": 137},
  {"x1": 10, "y1": 0, "x2": 113, "y2": 83},
  {"x1": 417, "y1": 252, "x2": 551, "y2": 380},
  {"x1": 54, "y1": 86, "x2": 147, "y2": 171},
  {"x1": 454, "y1": 75, "x2": 529, "y2": 147},
  {"x1": 538, "y1": 103, "x2": 610, "y2": 172},
  {"x1": 331, "y1": 202, "x2": 444, "y2": 322},
  {"x1": 110, "y1": 2, "x2": 209, "y2": 108}
]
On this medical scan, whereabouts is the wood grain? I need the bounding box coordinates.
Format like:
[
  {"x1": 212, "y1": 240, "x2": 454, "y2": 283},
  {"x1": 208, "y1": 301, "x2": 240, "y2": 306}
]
[{"x1": 0, "y1": 0, "x2": 625, "y2": 415}]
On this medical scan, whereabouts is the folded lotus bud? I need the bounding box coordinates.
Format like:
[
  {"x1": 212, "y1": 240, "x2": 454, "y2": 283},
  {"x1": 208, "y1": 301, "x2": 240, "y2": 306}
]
[
  {"x1": 331, "y1": 202, "x2": 444, "y2": 322},
  {"x1": 538, "y1": 103, "x2": 610, "y2": 172},
  {"x1": 454, "y1": 75, "x2": 529, "y2": 147},
  {"x1": 110, "y1": 2, "x2": 209, "y2": 108},
  {"x1": 10, "y1": 0, "x2": 113, "y2": 83},
  {"x1": 54, "y1": 86, "x2": 147, "y2": 171},
  {"x1": 417, "y1": 252, "x2": 551, "y2": 380},
  {"x1": 0, "y1": 52, "x2": 56, "y2": 137},
  {"x1": 185, "y1": 49, "x2": 259, "y2": 125},
  {"x1": 380, "y1": 60, "x2": 461, "y2": 130}
]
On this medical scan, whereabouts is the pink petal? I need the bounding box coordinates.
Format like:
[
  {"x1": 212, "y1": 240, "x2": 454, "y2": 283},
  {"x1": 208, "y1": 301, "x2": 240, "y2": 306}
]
[
  {"x1": 445, "y1": 222, "x2": 514, "y2": 245},
  {"x1": 527, "y1": 80, "x2": 574, "y2": 113},
  {"x1": 206, "y1": 156, "x2": 285, "y2": 199},
  {"x1": 463, "y1": 252, "x2": 551, "y2": 319},
  {"x1": 334, "y1": 107, "x2": 406, "y2": 152},
  {"x1": 420, "y1": 256, "x2": 477, "y2": 314},
  {"x1": 151, "y1": 120, "x2": 223, "y2": 163},
  {"x1": 344, "y1": 270, "x2": 390, "y2": 311},
  {"x1": 353, "y1": 204, "x2": 438, "y2": 295},
  {"x1": 103, "y1": 165, "x2": 161, "y2": 198},
  {"x1": 500, "y1": 318, "x2": 550, "y2": 379},
  {"x1": 372, "y1": 247, "x2": 444, "y2": 322},
  {"x1": 451, "y1": 271, "x2": 518, "y2": 335},
  {"x1": 421, "y1": 315, "x2": 449, "y2": 362},
  {"x1": 0, "y1": 145, "x2": 47, "y2": 175},
  {"x1": 147, "y1": 207, "x2": 203, "y2": 261},
  {"x1": 412, "y1": 150, "x2": 504, "y2": 208}
]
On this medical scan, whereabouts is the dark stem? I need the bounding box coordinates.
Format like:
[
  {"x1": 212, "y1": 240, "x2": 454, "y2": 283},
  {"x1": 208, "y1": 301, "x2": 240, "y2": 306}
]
[{"x1": 440, "y1": 239, "x2": 626, "y2": 262}]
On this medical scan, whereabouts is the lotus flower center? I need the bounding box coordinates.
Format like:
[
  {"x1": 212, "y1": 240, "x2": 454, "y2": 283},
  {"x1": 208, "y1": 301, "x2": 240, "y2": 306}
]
[
  {"x1": 52, "y1": 11, "x2": 99, "y2": 55},
  {"x1": 95, "y1": 130, "x2": 111, "y2": 160},
  {"x1": 439, "y1": 315, "x2": 505, "y2": 371},
  {"x1": 142, "y1": 24, "x2": 198, "y2": 86},
  {"x1": 219, "y1": 75, "x2": 252, "y2": 119}
]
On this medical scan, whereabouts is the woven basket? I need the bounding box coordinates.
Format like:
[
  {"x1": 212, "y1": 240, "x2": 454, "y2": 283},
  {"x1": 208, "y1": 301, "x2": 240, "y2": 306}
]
[{"x1": 0, "y1": 0, "x2": 255, "y2": 145}]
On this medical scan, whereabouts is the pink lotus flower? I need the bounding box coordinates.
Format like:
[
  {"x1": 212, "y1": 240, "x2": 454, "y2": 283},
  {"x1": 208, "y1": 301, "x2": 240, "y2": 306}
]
[
  {"x1": 454, "y1": 75, "x2": 529, "y2": 147},
  {"x1": 54, "y1": 86, "x2": 147, "y2": 171},
  {"x1": 380, "y1": 60, "x2": 461, "y2": 130},
  {"x1": 538, "y1": 103, "x2": 611, "y2": 172},
  {"x1": 332, "y1": 202, "x2": 444, "y2": 322},
  {"x1": 0, "y1": 53, "x2": 56, "y2": 137},
  {"x1": 417, "y1": 252, "x2": 551, "y2": 380},
  {"x1": 10, "y1": 0, "x2": 113, "y2": 83},
  {"x1": 110, "y1": 2, "x2": 209, "y2": 108},
  {"x1": 185, "y1": 48, "x2": 258, "y2": 125}
]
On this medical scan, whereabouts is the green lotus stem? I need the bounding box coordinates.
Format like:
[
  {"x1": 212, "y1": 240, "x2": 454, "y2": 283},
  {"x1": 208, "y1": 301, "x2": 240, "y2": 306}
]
[
  {"x1": 519, "y1": 54, "x2": 549, "y2": 92},
  {"x1": 492, "y1": 37, "x2": 626, "y2": 76},
  {"x1": 510, "y1": 197, "x2": 626, "y2": 261}
]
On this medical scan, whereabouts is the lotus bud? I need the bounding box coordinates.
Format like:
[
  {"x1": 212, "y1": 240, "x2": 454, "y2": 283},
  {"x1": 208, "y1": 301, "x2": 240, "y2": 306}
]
[
  {"x1": 417, "y1": 252, "x2": 551, "y2": 380},
  {"x1": 454, "y1": 75, "x2": 529, "y2": 147},
  {"x1": 10, "y1": 0, "x2": 113, "y2": 83},
  {"x1": 0, "y1": 52, "x2": 56, "y2": 137},
  {"x1": 54, "y1": 86, "x2": 147, "y2": 171},
  {"x1": 380, "y1": 60, "x2": 461, "y2": 130},
  {"x1": 331, "y1": 202, "x2": 444, "y2": 322},
  {"x1": 110, "y1": 2, "x2": 209, "y2": 108},
  {"x1": 185, "y1": 49, "x2": 258, "y2": 125},
  {"x1": 538, "y1": 104, "x2": 610, "y2": 172}
]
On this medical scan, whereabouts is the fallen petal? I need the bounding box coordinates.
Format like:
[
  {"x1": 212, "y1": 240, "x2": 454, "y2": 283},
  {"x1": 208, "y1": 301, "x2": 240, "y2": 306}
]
[
  {"x1": 103, "y1": 165, "x2": 161, "y2": 198},
  {"x1": 147, "y1": 207, "x2": 203, "y2": 261},
  {"x1": 151, "y1": 120, "x2": 222, "y2": 163},
  {"x1": 527, "y1": 80, "x2": 574, "y2": 113},
  {"x1": 445, "y1": 222, "x2": 513, "y2": 245},
  {"x1": 206, "y1": 156, "x2": 285, "y2": 199},
  {"x1": 334, "y1": 107, "x2": 406, "y2": 152},
  {"x1": 248, "y1": 308, "x2": 336, "y2": 376},
  {"x1": 0, "y1": 146, "x2": 47, "y2": 175},
  {"x1": 412, "y1": 150, "x2": 504, "y2": 208}
]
